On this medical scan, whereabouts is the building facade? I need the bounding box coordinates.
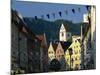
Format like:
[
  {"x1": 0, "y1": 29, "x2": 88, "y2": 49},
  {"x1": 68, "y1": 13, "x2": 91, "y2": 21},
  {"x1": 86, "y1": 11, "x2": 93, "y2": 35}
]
[
  {"x1": 11, "y1": 10, "x2": 28, "y2": 73},
  {"x1": 90, "y1": 6, "x2": 96, "y2": 69},
  {"x1": 11, "y1": 11, "x2": 19, "y2": 71},
  {"x1": 55, "y1": 42, "x2": 64, "y2": 61},
  {"x1": 48, "y1": 42, "x2": 56, "y2": 61},
  {"x1": 59, "y1": 23, "x2": 71, "y2": 42},
  {"x1": 11, "y1": 9, "x2": 42, "y2": 74},
  {"x1": 81, "y1": 6, "x2": 96, "y2": 69},
  {"x1": 59, "y1": 24, "x2": 67, "y2": 42},
  {"x1": 65, "y1": 39, "x2": 81, "y2": 70}
]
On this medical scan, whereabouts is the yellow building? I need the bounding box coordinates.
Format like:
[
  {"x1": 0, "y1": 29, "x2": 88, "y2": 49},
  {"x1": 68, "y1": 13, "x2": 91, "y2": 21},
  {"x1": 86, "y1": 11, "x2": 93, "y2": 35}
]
[
  {"x1": 48, "y1": 42, "x2": 56, "y2": 61},
  {"x1": 65, "y1": 39, "x2": 81, "y2": 70}
]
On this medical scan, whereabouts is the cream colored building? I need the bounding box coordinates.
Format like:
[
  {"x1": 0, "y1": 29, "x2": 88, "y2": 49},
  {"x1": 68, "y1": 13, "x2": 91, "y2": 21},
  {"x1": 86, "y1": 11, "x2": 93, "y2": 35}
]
[{"x1": 48, "y1": 42, "x2": 56, "y2": 61}]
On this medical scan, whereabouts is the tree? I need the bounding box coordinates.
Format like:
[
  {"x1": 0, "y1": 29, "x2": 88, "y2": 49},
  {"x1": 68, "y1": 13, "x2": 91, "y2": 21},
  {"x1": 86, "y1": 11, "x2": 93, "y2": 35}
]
[{"x1": 49, "y1": 59, "x2": 61, "y2": 71}]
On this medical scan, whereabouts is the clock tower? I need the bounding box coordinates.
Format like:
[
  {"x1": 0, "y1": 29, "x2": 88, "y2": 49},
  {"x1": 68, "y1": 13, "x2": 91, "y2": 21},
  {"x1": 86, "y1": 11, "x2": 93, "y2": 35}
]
[{"x1": 59, "y1": 23, "x2": 67, "y2": 41}]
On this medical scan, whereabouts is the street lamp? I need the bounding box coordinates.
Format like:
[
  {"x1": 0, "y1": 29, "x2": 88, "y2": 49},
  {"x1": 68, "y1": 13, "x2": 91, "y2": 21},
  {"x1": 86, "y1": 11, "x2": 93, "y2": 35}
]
[{"x1": 69, "y1": 48, "x2": 73, "y2": 70}]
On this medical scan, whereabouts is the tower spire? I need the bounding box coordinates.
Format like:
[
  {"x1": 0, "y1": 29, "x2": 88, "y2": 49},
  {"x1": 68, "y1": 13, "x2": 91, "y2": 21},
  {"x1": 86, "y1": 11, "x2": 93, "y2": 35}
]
[{"x1": 59, "y1": 23, "x2": 67, "y2": 42}]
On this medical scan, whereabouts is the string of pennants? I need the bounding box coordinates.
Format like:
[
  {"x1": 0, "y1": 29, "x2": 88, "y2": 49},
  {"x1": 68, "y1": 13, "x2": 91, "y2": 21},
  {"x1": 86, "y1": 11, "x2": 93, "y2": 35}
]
[{"x1": 34, "y1": 5, "x2": 90, "y2": 20}]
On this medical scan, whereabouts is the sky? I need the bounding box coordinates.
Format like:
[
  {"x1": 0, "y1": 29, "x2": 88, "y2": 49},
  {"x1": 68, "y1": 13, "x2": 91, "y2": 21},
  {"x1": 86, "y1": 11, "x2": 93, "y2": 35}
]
[{"x1": 11, "y1": 0, "x2": 89, "y2": 23}]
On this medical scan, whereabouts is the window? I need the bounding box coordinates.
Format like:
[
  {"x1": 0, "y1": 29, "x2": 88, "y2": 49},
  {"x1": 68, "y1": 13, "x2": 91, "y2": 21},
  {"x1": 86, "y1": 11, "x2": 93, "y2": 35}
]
[
  {"x1": 75, "y1": 64, "x2": 79, "y2": 70},
  {"x1": 71, "y1": 58, "x2": 74, "y2": 63},
  {"x1": 62, "y1": 32, "x2": 64, "y2": 36},
  {"x1": 49, "y1": 51, "x2": 51, "y2": 54},
  {"x1": 75, "y1": 58, "x2": 77, "y2": 61},
  {"x1": 57, "y1": 51, "x2": 59, "y2": 54},
  {"x1": 75, "y1": 50, "x2": 78, "y2": 54},
  {"x1": 19, "y1": 37, "x2": 21, "y2": 41},
  {"x1": 59, "y1": 55, "x2": 61, "y2": 58},
  {"x1": 67, "y1": 58, "x2": 69, "y2": 61},
  {"x1": 75, "y1": 40, "x2": 77, "y2": 43},
  {"x1": 62, "y1": 55, "x2": 64, "y2": 57},
  {"x1": 13, "y1": 51, "x2": 16, "y2": 55}
]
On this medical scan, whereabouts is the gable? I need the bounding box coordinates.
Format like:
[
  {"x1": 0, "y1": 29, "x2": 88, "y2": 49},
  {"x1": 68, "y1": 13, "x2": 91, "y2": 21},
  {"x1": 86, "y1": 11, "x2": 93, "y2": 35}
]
[
  {"x1": 60, "y1": 24, "x2": 66, "y2": 32},
  {"x1": 48, "y1": 43, "x2": 55, "y2": 53},
  {"x1": 56, "y1": 42, "x2": 64, "y2": 53}
]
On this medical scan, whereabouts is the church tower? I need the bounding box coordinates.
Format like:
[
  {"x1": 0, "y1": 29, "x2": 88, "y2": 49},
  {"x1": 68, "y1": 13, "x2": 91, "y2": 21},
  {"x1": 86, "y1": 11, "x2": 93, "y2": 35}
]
[{"x1": 59, "y1": 23, "x2": 67, "y2": 41}]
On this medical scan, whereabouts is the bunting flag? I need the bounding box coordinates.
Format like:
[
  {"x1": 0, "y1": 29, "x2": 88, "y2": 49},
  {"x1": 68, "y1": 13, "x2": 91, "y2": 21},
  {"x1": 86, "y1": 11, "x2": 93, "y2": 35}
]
[
  {"x1": 72, "y1": 9, "x2": 75, "y2": 14},
  {"x1": 46, "y1": 14, "x2": 50, "y2": 19},
  {"x1": 59, "y1": 11, "x2": 62, "y2": 17},
  {"x1": 34, "y1": 7, "x2": 84, "y2": 20},
  {"x1": 86, "y1": 5, "x2": 90, "y2": 11}
]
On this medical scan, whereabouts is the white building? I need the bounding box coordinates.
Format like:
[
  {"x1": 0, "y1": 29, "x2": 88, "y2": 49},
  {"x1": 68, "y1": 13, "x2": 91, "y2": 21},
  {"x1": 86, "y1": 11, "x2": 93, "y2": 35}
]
[
  {"x1": 90, "y1": 6, "x2": 96, "y2": 68},
  {"x1": 59, "y1": 23, "x2": 71, "y2": 42},
  {"x1": 83, "y1": 13, "x2": 89, "y2": 23}
]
